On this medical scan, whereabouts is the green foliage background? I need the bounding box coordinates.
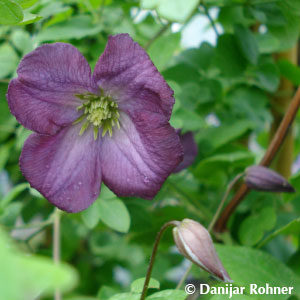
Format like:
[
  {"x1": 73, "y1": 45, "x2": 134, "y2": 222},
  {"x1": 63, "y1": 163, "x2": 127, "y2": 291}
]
[{"x1": 0, "y1": 0, "x2": 300, "y2": 299}]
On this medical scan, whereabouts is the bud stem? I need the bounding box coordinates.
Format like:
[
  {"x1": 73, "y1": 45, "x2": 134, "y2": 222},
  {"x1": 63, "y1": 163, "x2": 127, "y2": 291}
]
[
  {"x1": 140, "y1": 221, "x2": 180, "y2": 300},
  {"x1": 207, "y1": 172, "x2": 244, "y2": 232},
  {"x1": 175, "y1": 173, "x2": 244, "y2": 290}
]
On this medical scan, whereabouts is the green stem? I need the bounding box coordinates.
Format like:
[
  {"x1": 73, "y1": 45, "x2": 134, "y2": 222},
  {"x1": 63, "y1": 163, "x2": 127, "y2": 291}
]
[
  {"x1": 201, "y1": 1, "x2": 219, "y2": 37},
  {"x1": 144, "y1": 23, "x2": 171, "y2": 50},
  {"x1": 140, "y1": 221, "x2": 180, "y2": 300},
  {"x1": 207, "y1": 173, "x2": 244, "y2": 232},
  {"x1": 53, "y1": 208, "x2": 62, "y2": 300}
]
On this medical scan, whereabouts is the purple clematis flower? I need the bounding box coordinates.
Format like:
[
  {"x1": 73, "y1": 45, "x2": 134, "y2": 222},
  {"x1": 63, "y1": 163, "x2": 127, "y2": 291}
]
[
  {"x1": 173, "y1": 130, "x2": 198, "y2": 173},
  {"x1": 7, "y1": 34, "x2": 183, "y2": 213}
]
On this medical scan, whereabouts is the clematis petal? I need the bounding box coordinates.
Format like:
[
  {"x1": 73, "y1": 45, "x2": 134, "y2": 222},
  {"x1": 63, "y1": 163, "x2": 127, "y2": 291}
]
[
  {"x1": 100, "y1": 111, "x2": 183, "y2": 199},
  {"x1": 7, "y1": 43, "x2": 97, "y2": 135},
  {"x1": 20, "y1": 125, "x2": 102, "y2": 213},
  {"x1": 173, "y1": 130, "x2": 198, "y2": 173},
  {"x1": 93, "y1": 34, "x2": 174, "y2": 119}
]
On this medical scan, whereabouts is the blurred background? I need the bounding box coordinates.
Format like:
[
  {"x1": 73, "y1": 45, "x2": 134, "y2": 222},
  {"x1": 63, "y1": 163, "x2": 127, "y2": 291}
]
[{"x1": 0, "y1": 0, "x2": 300, "y2": 299}]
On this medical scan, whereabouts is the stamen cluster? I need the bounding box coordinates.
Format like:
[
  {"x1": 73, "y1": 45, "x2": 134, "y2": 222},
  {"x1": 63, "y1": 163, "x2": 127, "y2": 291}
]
[{"x1": 75, "y1": 92, "x2": 120, "y2": 139}]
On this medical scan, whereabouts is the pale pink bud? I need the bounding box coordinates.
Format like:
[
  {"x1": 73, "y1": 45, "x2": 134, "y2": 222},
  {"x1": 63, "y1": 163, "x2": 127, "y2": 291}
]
[{"x1": 173, "y1": 218, "x2": 232, "y2": 282}]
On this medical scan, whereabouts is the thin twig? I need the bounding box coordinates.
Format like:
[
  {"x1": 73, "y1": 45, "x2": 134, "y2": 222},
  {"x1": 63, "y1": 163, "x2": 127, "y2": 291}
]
[
  {"x1": 214, "y1": 87, "x2": 300, "y2": 232},
  {"x1": 53, "y1": 208, "x2": 62, "y2": 300},
  {"x1": 201, "y1": 1, "x2": 219, "y2": 37},
  {"x1": 176, "y1": 263, "x2": 192, "y2": 290},
  {"x1": 140, "y1": 221, "x2": 180, "y2": 300},
  {"x1": 144, "y1": 23, "x2": 171, "y2": 50}
]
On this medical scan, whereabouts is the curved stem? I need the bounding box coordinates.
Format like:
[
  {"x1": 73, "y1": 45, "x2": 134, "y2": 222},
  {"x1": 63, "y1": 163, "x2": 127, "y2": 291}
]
[
  {"x1": 215, "y1": 86, "x2": 300, "y2": 232},
  {"x1": 140, "y1": 220, "x2": 180, "y2": 300},
  {"x1": 208, "y1": 172, "x2": 244, "y2": 232},
  {"x1": 175, "y1": 173, "x2": 244, "y2": 290},
  {"x1": 53, "y1": 208, "x2": 62, "y2": 300}
]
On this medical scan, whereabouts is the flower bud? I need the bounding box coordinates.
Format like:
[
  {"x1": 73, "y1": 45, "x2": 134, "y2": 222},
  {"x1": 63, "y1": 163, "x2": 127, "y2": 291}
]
[
  {"x1": 173, "y1": 218, "x2": 232, "y2": 282},
  {"x1": 245, "y1": 166, "x2": 295, "y2": 193}
]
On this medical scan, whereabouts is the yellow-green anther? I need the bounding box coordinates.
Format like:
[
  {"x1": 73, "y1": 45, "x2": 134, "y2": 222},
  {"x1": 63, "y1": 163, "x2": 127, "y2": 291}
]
[
  {"x1": 73, "y1": 114, "x2": 86, "y2": 125},
  {"x1": 75, "y1": 92, "x2": 120, "y2": 138},
  {"x1": 79, "y1": 121, "x2": 90, "y2": 135},
  {"x1": 93, "y1": 127, "x2": 99, "y2": 140}
]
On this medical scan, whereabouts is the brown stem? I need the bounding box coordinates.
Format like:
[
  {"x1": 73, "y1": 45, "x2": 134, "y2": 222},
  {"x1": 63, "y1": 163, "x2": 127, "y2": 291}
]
[
  {"x1": 271, "y1": 47, "x2": 298, "y2": 178},
  {"x1": 140, "y1": 221, "x2": 180, "y2": 300},
  {"x1": 214, "y1": 86, "x2": 300, "y2": 232}
]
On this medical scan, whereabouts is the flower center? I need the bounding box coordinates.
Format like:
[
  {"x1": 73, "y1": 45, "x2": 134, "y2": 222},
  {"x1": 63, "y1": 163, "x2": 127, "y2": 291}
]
[{"x1": 74, "y1": 92, "x2": 120, "y2": 139}]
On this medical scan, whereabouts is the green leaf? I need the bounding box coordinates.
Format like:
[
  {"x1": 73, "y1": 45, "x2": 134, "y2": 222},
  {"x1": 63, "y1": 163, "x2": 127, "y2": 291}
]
[
  {"x1": 195, "y1": 151, "x2": 254, "y2": 184},
  {"x1": 215, "y1": 245, "x2": 300, "y2": 299},
  {"x1": 131, "y1": 278, "x2": 160, "y2": 293},
  {"x1": 44, "y1": 7, "x2": 73, "y2": 28},
  {"x1": 0, "y1": 82, "x2": 16, "y2": 142},
  {"x1": 146, "y1": 290, "x2": 186, "y2": 300},
  {"x1": 109, "y1": 293, "x2": 140, "y2": 300},
  {"x1": 210, "y1": 295, "x2": 259, "y2": 300},
  {"x1": 0, "y1": 183, "x2": 29, "y2": 208},
  {"x1": 0, "y1": 142, "x2": 12, "y2": 171},
  {"x1": 288, "y1": 251, "x2": 300, "y2": 277},
  {"x1": 18, "y1": 12, "x2": 42, "y2": 25},
  {"x1": 163, "y1": 63, "x2": 200, "y2": 84},
  {"x1": 81, "y1": 201, "x2": 101, "y2": 229},
  {"x1": 277, "y1": 59, "x2": 300, "y2": 85},
  {"x1": 255, "y1": 32, "x2": 280, "y2": 54},
  {"x1": 258, "y1": 218, "x2": 300, "y2": 248},
  {"x1": 234, "y1": 24, "x2": 259, "y2": 65},
  {"x1": 11, "y1": 30, "x2": 33, "y2": 54},
  {"x1": 0, "y1": 229, "x2": 78, "y2": 300},
  {"x1": 0, "y1": 202, "x2": 23, "y2": 226},
  {"x1": 36, "y1": 15, "x2": 103, "y2": 42},
  {"x1": 148, "y1": 32, "x2": 181, "y2": 71},
  {"x1": 142, "y1": 0, "x2": 199, "y2": 23},
  {"x1": 177, "y1": 42, "x2": 215, "y2": 71},
  {"x1": 197, "y1": 120, "x2": 254, "y2": 154},
  {"x1": 215, "y1": 34, "x2": 247, "y2": 77},
  {"x1": 65, "y1": 297, "x2": 99, "y2": 300},
  {"x1": 0, "y1": 0, "x2": 23, "y2": 25},
  {"x1": 170, "y1": 108, "x2": 204, "y2": 131},
  {"x1": 225, "y1": 86, "x2": 271, "y2": 129},
  {"x1": 14, "y1": 0, "x2": 37, "y2": 9},
  {"x1": 98, "y1": 187, "x2": 130, "y2": 233},
  {"x1": 140, "y1": 0, "x2": 159, "y2": 9},
  {"x1": 0, "y1": 43, "x2": 19, "y2": 79},
  {"x1": 268, "y1": 2, "x2": 300, "y2": 51},
  {"x1": 238, "y1": 206, "x2": 277, "y2": 246},
  {"x1": 251, "y1": 61, "x2": 280, "y2": 92},
  {"x1": 98, "y1": 286, "x2": 117, "y2": 300}
]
